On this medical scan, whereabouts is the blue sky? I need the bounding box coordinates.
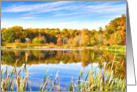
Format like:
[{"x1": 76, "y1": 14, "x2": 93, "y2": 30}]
[{"x1": 1, "y1": 1, "x2": 126, "y2": 30}]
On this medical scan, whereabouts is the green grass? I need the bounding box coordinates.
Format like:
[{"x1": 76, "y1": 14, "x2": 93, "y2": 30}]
[{"x1": 100, "y1": 45, "x2": 126, "y2": 53}]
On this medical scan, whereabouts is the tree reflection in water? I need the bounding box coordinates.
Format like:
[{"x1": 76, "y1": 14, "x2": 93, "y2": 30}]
[{"x1": 1, "y1": 49, "x2": 126, "y2": 80}]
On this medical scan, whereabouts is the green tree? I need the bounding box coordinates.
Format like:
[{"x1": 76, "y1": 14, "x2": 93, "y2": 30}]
[
  {"x1": 11, "y1": 26, "x2": 23, "y2": 38},
  {"x1": 68, "y1": 29, "x2": 75, "y2": 38},
  {"x1": 25, "y1": 28, "x2": 37, "y2": 40},
  {"x1": 2, "y1": 28, "x2": 15, "y2": 43},
  {"x1": 61, "y1": 28, "x2": 69, "y2": 38},
  {"x1": 98, "y1": 27, "x2": 103, "y2": 34},
  {"x1": 114, "y1": 31, "x2": 121, "y2": 45}
]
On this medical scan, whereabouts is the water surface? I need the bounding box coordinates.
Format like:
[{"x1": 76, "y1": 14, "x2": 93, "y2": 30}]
[{"x1": 1, "y1": 49, "x2": 126, "y2": 91}]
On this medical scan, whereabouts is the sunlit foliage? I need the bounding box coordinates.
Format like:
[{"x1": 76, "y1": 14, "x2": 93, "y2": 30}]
[
  {"x1": 1, "y1": 14, "x2": 126, "y2": 47},
  {"x1": 2, "y1": 28, "x2": 15, "y2": 43},
  {"x1": 32, "y1": 37, "x2": 43, "y2": 44}
]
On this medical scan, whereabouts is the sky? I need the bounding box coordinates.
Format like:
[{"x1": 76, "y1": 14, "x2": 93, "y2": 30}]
[{"x1": 1, "y1": 1, "x2": 126, "y2": 30}]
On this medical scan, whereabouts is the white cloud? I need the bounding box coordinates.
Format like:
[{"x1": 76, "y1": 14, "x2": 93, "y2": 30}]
[
  {"x1": 2, "y1": 1, "x2": 74, "y2": 13},
  {"x1": 20, "y1": 16, "x2": 36, "y2": 19},
  {"x1": 53, "y1": 2, "x2": 126, "y2": 17},
  {"x1": 2, "y1": 1, "x2": 126, "y2": 16},
  {"x1": 1, "y1": 1, "x2": 126, "y2": 29},
  {"x1": 85, "y1": 3, "x2": 126, "y2": 13},
  {"x1": 54, "y1": 12, "x2": 80, "y2": 16}
]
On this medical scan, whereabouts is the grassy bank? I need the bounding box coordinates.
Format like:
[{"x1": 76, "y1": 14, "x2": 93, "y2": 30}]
[
  {"x1": 1, "y1": 43, "x2": 123, "y2": 49},
  {"x1": 99, "y1": 45, "x2": 126, "y2": 53},
  {"x1": 1, "y1": 42, "x2": 94, "y2": 49},
  {"x1": 1, "y1": 43, "x2": 126, "y2": 55}
]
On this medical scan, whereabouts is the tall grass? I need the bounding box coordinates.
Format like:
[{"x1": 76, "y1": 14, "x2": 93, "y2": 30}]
[
  {"x1": 70, "y1": 63, "x2": 126, "y2": 91},
  {"x1": 1, "y1": 58, "x2": 126, "y2": 91},
  {"x1": 1, "y1": 59, "x2": 32, "y2": 91}
]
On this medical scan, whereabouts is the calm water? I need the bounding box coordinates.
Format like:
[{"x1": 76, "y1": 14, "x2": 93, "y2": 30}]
[{"x1": 1, "y1": 49, "x2": 126, "y2": 91}]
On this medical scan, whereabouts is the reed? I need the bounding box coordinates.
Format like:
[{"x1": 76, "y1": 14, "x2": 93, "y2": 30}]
[{"x1": 1, "y1": 58, "x2": 126, "y2": 91}]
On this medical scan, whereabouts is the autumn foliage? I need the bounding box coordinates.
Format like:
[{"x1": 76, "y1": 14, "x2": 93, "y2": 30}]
[{"x1": 1, "y1": 14, "x2": 126, "y2": 47}]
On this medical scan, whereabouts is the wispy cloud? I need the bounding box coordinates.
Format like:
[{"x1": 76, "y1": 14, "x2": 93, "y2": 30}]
[
  {"x1": 1, "y1": 1, "x2": 126, "y2": 30},
  {"x1": 52, "y1": 3, "x2": 125, "y2": 17},
  {"x1": 2, "y1": 1, "x2": 126, "y2": 16},
  {"x1": 2, "y1": 1, "x2": 74, "y2": 13},
  {"x1": 54, "y1": 12, "x2": 80, "y2": 16},
  {"x1": 85, "y1": 3, "x2": 126, "y2": 13},
  {"x1": 20, "y1": 16, "x2": 36, "y2": 19}
]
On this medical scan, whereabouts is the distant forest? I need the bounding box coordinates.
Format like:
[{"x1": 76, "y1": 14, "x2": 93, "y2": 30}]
[{"x1": 1, "y1": 14, "x2": 126, "y2": 47}]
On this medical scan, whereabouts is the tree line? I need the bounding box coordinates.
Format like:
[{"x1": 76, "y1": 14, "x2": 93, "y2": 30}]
[{"x1": 1, "y1": 14, "x2": 126, "y2": 47}]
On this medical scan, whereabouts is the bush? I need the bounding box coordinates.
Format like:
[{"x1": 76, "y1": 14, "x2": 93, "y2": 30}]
[{"x1": 32, "y1": 37, "x2": 42, "y2": 44}]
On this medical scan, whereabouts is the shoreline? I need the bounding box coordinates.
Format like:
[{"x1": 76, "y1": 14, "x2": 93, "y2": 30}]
[
  {"x1": 1, "y1": 48, "x2": 83, "y2": 50},
  {"x1": 1, "y1": 45, "x2": 126, "y2": 53}
]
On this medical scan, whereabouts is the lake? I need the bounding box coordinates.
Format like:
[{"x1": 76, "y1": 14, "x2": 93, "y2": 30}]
[{"x1": 1, "y1": 49, "x2": 126, "y2": 91}]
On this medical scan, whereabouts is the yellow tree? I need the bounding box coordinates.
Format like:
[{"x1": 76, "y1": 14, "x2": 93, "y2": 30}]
[{"x1": 81, "y1": 28, "x2": 90, "y2": 46}]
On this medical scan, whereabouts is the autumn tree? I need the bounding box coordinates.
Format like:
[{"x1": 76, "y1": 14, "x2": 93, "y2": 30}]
[
  {"x1": 55, "y1": 28, "x2": 60, "y2": 37},
  {"x1": 1, "y1": 14, "x2": 126, "y2": 47},
  {"x1": 57, "y1": 36, "x2": 63, "y2": 46},
  {"x1": 105, "y1": 14, "x2": 126, "y2": 40},
  {"x1": 97, "y1": 27, "x2": 103, "y2": 46},
  {"x1": 109, "y1": 30, "x2": 126, "y2": 46},
  {"x1": 41, "y1": 36, "x2": 47, "y2": 43},
  {"x1": 25, "y1": 28, "x2": 38, "y2": 39},
  {"x1": 105, "y1": 14, "x2": 126, "y2": 46},
  {"x1": 81, "y1": 28, "x2": 90, "y2": 46},
  {"x1": 68, "y1": 29, "x2": 76, "y2": 38},
  {"x1": 63, "y1": 37, "x2": 69, "y2": 44},
  {"x1": 120, "y1": 30, "x2": 126, "y2": 45},
  {"x1": 61, "y1": 28, "x2": 69, "y2": 38},
  {"x1": 1, "y1": 28, "x2": 6, "y2": 33},
  {"x1": 73, "y1": 35, "x2": 82, "y2": 47},
  {"x1": 90, "y1": 29, "x2": 97, "y2": 46},
  {"x1": 98, "y1": 27, "x2": 103, "y2": 34},
  {"x1": 114, "y1": 31, "x2": 122, "y2": 45}
]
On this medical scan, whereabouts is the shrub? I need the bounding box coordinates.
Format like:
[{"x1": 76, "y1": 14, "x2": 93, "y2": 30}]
[{"x1": 32, "y1": 37, "x2": 42, "y2": 44}]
